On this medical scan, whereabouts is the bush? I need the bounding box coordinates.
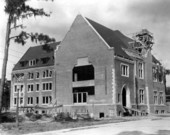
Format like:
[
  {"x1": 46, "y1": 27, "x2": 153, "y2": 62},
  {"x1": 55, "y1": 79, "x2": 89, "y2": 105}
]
[
  {"x1": 54, "y1": 112, "x2": 73, "y2": 122},
  {"x1": 1, "y1": 112, "x2": 16, "y2": 123},
  {"x1": 1, "y1": 112, "x2": 25, "y2": 123},
  {"x1": 1, "y1": 115, "x2": 15, "y2": 123},
  {"x1": 25, "y1": 113, "x2": 33, "y2": 118},
  {"x1": 42, "y1": 113, "x2": 52, "y2": 118},
  {"x1": 29, "y1": 114, "x2": 42, "y2": 121}
]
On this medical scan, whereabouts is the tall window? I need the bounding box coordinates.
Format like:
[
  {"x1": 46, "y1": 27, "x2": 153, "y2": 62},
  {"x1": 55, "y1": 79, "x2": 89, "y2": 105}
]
[
  {"x1": 29, "y1": 59, "x2": 37, "y2": 66},
  {"x1": 159, "y1": 92, "x2": 164, "y2": 105},
  {"x1": 43, "y1": 70, "x2": 52, "y2": 78},
  {"x1": 138, "y1": 62, "x2": 144, "y2": 79},
  {"x1": 20, "y1": 97, "x2": 23, "y2": 105},
  {"x1": 153, "y1": 67, "x2": 157, "y2": 82},
  {"x1": 28, "y1": 84, "x2": 34, "y2": 92},
  {"x1": 36, "y1": 84, "x2": 39, "y2": 91},
  {"x1": 14, "y1": 85, "x2": 17, "y2": 92},
  {"x1": 27, "y1": 97, "x2": 33, "y2": 105},
  {"x1": 14, "y1": 85, "x2": 24, "y2": 93},
  {"x1": 118, "y1": 93, "x2": 120, "y2": 103},
  {"x1": 36, "y1": 72, "x2": 40, "y2": 79},
  {"x1": 73, "y1": 92, "x2": 87, "y2": 103},
  {"x1": 154, "y1": 91, "x2": 158, "y2": 104},
  {"x1": 20, "y1": 85, "x2": 24, "y2": 92},
  {"x1": 121, "y1": 64, "x2": 129, "y2": 77},
  {"x1": 42, "y1": 96, "x2": 52, "y2": 104},
  {"x1": 14, "y1": 97, "x2": 17, "y2": 105},
  {"x1": 28, "y1": 72, "x2": 34, "y2": 80},
  {"x1": 139, "y1": 89, "x2": 144, "y2": 104},
  {"x1": 42, "y1": 82, "x2": 52, "y2": 91},
  {"x1": 36, "y1": 97, "x2": 39, "y2": 104}
]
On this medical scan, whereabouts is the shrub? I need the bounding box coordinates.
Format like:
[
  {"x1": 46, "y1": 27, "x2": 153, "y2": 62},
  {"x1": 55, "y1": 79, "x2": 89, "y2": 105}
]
[
  {"x1": 25, "y1": 113, "x2": 33, "y2": 118},
  {"x1": 54, "y1": 112, "x2": 73, "y2": 122},
  {"x1": 1, "y1": 112, "x2": 16, "y2": 123},
  {"x1": 29, "y1": 114, "x2": 42, "y2": 121}
]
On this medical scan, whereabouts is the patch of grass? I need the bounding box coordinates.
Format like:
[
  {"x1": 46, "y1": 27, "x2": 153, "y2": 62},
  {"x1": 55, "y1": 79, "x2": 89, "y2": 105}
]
[{"x1": 1, "y1": 116, "x2": 146, "y2": 135}]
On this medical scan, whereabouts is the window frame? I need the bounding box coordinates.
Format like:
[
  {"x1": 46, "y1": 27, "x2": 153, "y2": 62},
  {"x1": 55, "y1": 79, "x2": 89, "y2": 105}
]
[
  {"x1": 29, "y1": 59, "x2": 36, "y2": 66},
  {"x1": 42, "y1": 82, "x2": 52, "y2": 91},
  {"x1": 14, "y1": 85, "x2": 18, "y2": 93},
  {"x1": 152, "y1": 66, "x2": 158, "y2": 82},
  {"x1": 36, "y1": 97, "x2": 39, "y2": 104},
  {"x1": 13, "y1": 84, "x2": 24, "y2": 93},
  {"x1": 36, "y1": 83, "x2": 40, "y2": 91},
  {"x1": 13, "y1": 97, "x2": 17, "y2": 106},
  {"x1": 139, "y1": 89, "x2": 144, "y2": 104},
  {"x1": 42, "y1": 70, "x2": 53, "y2": 78},
  {"x1": 138, "y1": 62, "x2": 144, "y2": 79},
  {"x1": 27, "y1": 84, "x2": 34, "y2": 92},
  {"x1": 120, "y1": 63, "x2": 129, "y2": 77},
  {"x1": 27, "y1": 97, "x2": 33, "y2": 105},
  {"x1": 42, "y1": 96, "x2": 52, "y2": 105},
  {"x1": 159, "y1": 92, "x2": 164, "y2": 105},
  {"x1": 73, "y1": 92, "x2": 87, "y2": 104},
  {"x1": 36, "y1": 72, "x2": 40, "y2": 79},
  {"x1": 28, "y1": 72, "x2": 34, "y2": 80},
  {"x1": 153, "y1": 91, "x2": 158, "y2": 105}
]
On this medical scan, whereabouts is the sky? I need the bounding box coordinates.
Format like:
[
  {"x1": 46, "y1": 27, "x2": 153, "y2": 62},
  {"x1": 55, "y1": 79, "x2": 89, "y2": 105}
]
[{"x1": 0, "y1": 0, "x2": 170, "y2": 85}]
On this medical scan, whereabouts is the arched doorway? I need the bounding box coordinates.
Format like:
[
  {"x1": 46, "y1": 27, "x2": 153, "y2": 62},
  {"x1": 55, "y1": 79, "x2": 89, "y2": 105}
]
[
  {"x1": 122, "y1": 87, "x2": 126, "y2": 106},
  {"x1": 122, "y1": 86, "x2": 131, "y2": 108}
]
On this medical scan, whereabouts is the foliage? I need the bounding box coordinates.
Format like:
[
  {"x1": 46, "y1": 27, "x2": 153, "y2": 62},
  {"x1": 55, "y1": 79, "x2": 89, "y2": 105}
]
[
  {"x1": 1, "y1": 112, "x2": 24, "y2": 123},
  {"x1": 30, "y1": 114, "x2": 42, "y2": 121},
  {"x1": 5, "y1": 0, "x2": 56, "y2": 45},
  {"x1": 165, "y1": 69, "x2": 170, "y2": 75},
  {"x1": 54, "y1": 112, "x2": 73, "y2": 122},
  {"x1": 25, "y1": 113, "x2": 42, "y2": 121}
]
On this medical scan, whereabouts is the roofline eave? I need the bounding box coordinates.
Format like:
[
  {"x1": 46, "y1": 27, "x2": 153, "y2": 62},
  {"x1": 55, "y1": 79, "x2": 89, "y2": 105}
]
[{"x1": 82, "y1": 14, "x2": 113, "y2": 50}]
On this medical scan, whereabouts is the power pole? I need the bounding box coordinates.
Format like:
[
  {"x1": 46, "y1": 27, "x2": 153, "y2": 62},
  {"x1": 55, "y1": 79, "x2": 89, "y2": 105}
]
[
  {"x1": 0, "y1": 1, "x2": 55, "y2": 122},
  {"x1": 16, "y1": 85, "x2": 19, "y2": 127},
  {"x1": 0, "y1": 14, "x2": 11, "y2": 116}
]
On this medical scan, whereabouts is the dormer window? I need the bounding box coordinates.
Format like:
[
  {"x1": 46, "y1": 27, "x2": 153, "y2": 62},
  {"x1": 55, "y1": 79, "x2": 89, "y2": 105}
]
[
  {"x1": 29, "y1": 59, "x2": 37, "y2": 66},
  {"x1": 20, "y1": 61, "x2": 27, "y2": 67},
  {"x1": 41, "y1": 57, "x2": 50, "y2": 64}
]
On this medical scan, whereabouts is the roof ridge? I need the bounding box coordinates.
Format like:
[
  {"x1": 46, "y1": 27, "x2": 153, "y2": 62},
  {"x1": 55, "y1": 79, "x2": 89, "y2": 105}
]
[{"x1": 28, "y1": 41, "x2": 61, "y2": 48}]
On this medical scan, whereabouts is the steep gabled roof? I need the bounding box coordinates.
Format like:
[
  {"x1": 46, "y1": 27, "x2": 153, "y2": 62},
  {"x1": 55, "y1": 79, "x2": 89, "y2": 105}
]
[
  {"x1": 13, "y1": 42, "x2": 60, "y2": 71},
  {"x1": 86, "y1": 18, "x2": 133, "y2": 60},
  {"x1": 152, "y1": 55, "x2": 161, "y2": 65}
]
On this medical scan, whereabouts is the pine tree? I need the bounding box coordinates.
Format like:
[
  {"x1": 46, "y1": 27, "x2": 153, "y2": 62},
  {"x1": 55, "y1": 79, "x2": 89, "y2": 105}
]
[{"x1": 0, "y1": 0, "x2": 55, "y2": 119}]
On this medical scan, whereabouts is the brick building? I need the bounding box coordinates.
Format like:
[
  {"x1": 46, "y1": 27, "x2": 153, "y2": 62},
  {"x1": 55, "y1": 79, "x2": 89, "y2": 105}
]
[
  {"x1": 10, "y1": 42, "x2": 60, "y2": 113},
  {"x1": 55, "y1": 15, "x2": 167, "y2": 117},
  {"x1": 10, "y1": 14, "x2": 167, "y2": 117}
]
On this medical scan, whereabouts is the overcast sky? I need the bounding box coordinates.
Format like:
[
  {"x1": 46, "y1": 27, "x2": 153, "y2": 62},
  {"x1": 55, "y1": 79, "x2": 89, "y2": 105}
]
[{"x1": 0, "y1": 0, "x2": 170, "y2": 85}]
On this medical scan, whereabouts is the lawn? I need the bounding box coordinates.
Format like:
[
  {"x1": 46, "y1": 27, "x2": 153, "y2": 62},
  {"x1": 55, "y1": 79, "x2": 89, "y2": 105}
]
[{"x1": 1, "y1": 116, "x2": 145, "y2": 135}]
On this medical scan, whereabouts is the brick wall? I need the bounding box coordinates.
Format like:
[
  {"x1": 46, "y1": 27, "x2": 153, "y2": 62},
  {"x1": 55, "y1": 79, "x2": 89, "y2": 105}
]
[{"x1": 11, "y1": 66, "x2": 55, "y2": 111}]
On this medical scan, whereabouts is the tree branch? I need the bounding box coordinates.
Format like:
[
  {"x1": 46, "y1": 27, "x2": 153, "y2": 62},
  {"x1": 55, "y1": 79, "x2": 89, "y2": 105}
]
[
  {"x1": 12, "y1": 31, "x2": 55, "y2": 45},
  {"x1": 10, "y1": 24, "x2": 25, "y2": 30}
]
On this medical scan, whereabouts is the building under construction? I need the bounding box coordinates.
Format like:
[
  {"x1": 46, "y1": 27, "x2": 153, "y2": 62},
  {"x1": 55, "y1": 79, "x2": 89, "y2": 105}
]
[{"x1": 10, "y1": 15, "x2": 168, "y2": 118}]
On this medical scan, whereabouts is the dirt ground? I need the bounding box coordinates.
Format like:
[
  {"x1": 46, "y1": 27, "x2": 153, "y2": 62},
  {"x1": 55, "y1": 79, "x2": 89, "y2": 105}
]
[
  {"x1": 24, "y1": 116, "x2": 170, "y2": 135},
  {"x1": 0, "y1": 116, "x2": 148, "y2": 135}
]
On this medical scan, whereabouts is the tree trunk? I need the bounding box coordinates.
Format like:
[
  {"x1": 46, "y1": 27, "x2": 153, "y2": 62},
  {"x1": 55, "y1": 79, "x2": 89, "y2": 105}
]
[{"x1": 0, "y1": 14, "x2": 11, "y2": 117}]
